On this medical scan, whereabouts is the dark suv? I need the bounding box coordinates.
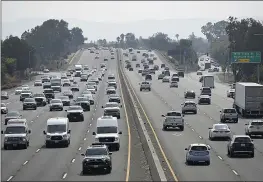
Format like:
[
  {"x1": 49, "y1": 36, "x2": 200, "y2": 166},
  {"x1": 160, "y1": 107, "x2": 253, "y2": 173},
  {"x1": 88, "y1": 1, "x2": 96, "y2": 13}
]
[
  {"x1": 81, "y1": 144, "x2": 112, "y2": 174},
  {"x1": 184, "y1": 90, "x2": 196, "y2": 99},
  {"x1": 227, "y1": 135, "x2": 254, "y2": 158}
]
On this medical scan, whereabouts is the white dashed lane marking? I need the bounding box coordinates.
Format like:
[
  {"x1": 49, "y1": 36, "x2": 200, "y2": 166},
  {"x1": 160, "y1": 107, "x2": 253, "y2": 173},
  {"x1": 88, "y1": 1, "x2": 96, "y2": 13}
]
[
  {"x1": 36, "y1": 149, "x2": 40, "y2": 153},
  {"x1": 78, "y1": 147, "x2": 81, "y2": 151},
  {"x1": 232, "y1": 170, "x2": 239, "y2": 176},
  {"x1": 218, "y1": 156, "x2": 223, "y2": 160},
  {"x1": 23, "y1": 161, "x2": 28, "y2": 165},
  {"x1": 71, "y1": 158, "x2": 75, "y2": 163},
  {"x1": 84, "y1": 138, "x2": 87, "y2": 140},
  {"x1": 7, "y1": 176, "x2": 13, "y2": 181},
  {"x1": 62, "y1": 173, "x2": 67, "y2": 179}
]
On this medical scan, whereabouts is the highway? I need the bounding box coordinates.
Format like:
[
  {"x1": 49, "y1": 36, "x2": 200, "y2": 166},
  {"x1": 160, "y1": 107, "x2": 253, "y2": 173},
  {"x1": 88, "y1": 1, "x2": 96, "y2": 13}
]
[
  {"x1": 121, "y1": 49, "x2": 263, "y2": 181},
  {"x1": 1, "y1": 49, "x2": 151, "y2": 181}
]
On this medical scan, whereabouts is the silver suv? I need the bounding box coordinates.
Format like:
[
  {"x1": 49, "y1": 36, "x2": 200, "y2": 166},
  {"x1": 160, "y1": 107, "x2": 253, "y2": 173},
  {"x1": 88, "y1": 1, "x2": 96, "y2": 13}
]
[
  {"x1": 220, "y1": 108, "x2": 238, "y2": 123},
  {"x1": 140, "y1": 81, "x2": 151, "y2": 91},
  {"x1": 245, "y1": 120, "x2": 263, "y2": 137},
  {"x1": 182, "y1": 101, "x2": 197, "y2": 114}
]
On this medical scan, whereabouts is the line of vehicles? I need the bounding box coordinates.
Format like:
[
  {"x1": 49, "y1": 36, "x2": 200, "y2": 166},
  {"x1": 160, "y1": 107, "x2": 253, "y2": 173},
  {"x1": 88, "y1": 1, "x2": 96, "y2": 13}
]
[
  {"x1": 1, "y1": 48, "x2": 125, "y2": 175},
  {"x1": 123, "y1": 49, "x2": 263, "y2": 165}
]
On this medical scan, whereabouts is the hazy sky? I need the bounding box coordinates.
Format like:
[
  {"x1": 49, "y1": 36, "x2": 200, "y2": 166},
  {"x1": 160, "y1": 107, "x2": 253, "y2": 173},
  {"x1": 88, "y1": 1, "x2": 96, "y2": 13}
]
[
  {"x1": 3, "y1": 1, "x2": 263, "y2": 23},
  {"x1": 2, "y1": 1, "x2": 263, "y2": 41}
]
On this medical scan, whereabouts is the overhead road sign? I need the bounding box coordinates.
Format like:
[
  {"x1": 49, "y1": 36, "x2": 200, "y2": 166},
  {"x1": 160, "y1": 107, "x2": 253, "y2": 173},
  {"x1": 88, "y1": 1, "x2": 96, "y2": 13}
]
[{"x1": 231, "y1": 51, "x2": 261, "y2": 63}]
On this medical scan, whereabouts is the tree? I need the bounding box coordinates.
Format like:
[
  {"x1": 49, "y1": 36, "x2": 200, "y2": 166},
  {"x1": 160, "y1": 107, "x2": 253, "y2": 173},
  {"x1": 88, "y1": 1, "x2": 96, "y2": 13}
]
[
  {"x1": 175, "y1": 34, "x2": 179, "y2": 41},
  {"x1": 201, "y1": 20, "x2": 228, "y2": 43},
  {"x1": 116, "y1": 37, "x2": 120, "y2": 43},
  {"x1": 226, "y1": 17, "x2": 263, "y2": 82}
]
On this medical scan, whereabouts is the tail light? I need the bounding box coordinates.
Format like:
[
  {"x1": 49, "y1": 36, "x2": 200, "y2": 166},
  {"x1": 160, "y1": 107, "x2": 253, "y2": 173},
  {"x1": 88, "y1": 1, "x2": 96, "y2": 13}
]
[{"x1": 213, "y1": 131, "x2": 219, "y2": 133}]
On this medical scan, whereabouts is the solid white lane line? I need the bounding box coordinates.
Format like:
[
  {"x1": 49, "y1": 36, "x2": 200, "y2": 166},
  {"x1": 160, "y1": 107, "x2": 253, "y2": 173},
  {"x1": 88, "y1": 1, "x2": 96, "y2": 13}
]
[
  {"x1": 23, "y1": 161, "x2": 28, "y2": 165},
  {"x1": 7, "y1": 176, "x2": 13, "y2": 181}
]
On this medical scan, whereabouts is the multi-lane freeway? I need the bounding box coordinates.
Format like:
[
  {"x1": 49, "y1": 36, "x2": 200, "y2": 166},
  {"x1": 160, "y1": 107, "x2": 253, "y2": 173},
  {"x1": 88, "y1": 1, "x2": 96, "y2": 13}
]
[
  {"x1": 1, "y1": 49, "x2": 151, "y2": 181},
  {"x1": 122, "y1": 49, "x2": 263, "y2": 181},
  {"x1": 2, "y1": 47, "x2": 263, "y2": 181}
]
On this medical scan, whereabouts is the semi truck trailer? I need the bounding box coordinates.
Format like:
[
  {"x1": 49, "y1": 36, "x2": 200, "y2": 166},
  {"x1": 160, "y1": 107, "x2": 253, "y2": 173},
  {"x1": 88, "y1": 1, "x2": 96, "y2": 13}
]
[{"x1": 233, "y1": 82, "x2": 263, "y2": 117}]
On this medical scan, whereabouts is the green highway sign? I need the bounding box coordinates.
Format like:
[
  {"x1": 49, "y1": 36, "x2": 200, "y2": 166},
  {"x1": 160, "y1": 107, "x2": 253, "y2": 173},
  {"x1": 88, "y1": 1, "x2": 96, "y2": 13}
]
[{"x1": 231, "y1": 51, "x2": 261, "y2": 63}]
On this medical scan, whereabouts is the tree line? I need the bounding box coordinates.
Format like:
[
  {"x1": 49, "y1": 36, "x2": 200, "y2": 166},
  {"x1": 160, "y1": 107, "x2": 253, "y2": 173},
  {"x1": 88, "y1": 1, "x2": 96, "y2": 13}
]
[
  {"x1": 201, "y1": 17, "x2": 263, "y2": 82},
  {"x1": 1, "y1": 19, "x2": 86, "y2": 86}
]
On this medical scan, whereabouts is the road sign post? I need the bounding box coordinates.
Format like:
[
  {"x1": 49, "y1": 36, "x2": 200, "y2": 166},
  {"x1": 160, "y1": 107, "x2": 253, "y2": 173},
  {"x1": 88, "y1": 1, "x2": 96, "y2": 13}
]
[{"x1": 231, "y1": 51, "x2": 261, "y2": 83}]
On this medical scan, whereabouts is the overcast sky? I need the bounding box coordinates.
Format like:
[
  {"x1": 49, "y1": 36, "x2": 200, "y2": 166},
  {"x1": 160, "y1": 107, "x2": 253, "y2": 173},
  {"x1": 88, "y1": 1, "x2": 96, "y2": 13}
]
[
  {"x1": 2, "y1": 1, "x2": 263, "y2": 40},
  {"x1": 3, "y1": 1, "x2": 263, "y2": 22}
]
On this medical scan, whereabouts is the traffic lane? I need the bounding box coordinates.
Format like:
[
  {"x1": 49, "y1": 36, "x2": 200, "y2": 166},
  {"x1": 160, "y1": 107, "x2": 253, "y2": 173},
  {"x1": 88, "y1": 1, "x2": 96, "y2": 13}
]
[
  {"x1": 10, "y1": 69, "x2": 107, "y2": 181},
  {"x1": 1, "y1": 77, "x2": 97, "y2": 181},
  {"x1": 65, "y1": 85, "x2": 128, "y2": 181},
  {"x1": 135, "y1": 68, "x2": 263, "y2": 181},
  {"x1": 123, "y1": 69, "x2": 239, "y2": 181},
  {"x1": 151, "y1": 52, "x2": 263, "y2": 151},
  {"x1": 160, "y1": 73, "x2": 263, "y2": 153},
  {"x1": 2, "y1": 50, "x2": 99, "y2": 181}
]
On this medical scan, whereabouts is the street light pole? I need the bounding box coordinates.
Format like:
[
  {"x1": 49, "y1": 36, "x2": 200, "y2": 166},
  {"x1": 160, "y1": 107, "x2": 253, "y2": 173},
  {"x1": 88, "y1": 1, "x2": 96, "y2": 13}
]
[{"x1": 253, "y1": 34, "x2": 263, "y2": 83}]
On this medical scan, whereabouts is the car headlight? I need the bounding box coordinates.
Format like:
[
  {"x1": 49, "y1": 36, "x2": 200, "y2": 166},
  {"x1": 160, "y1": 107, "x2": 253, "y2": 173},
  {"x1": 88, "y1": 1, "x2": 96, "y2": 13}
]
[
  {"x1": 115, "y1": 137, "x2": 119, "y2": 141},
  {"x1": 46, "y1": 135, "x2": 51, "y2": 138},
  {"x1": 4, "y1": 138, "x2": 8, "y2": 142},
  {"x1": 22, "y1": 138, "x2": 27, "y2": 141},
  {"x1": 95, "y1": 138, "x2": 99, "y2": 142},
  {"x1": 63, "y1": 134, "x2": 67, "y2": 138}
]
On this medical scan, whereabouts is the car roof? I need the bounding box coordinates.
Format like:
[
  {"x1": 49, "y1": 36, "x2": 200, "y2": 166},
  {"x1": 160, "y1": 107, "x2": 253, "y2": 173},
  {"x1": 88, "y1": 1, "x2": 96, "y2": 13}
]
[
  {"x1": 233, "y1": 135, "x2": 250, "y2": 138},
  {"x1": 106, "y1": 102, "x2": 118, "y2": 105},
  {"x1": 97, "y1": 116, "x2": 118, "y2": 127},
  {"x1": 190, "y1": 143, "x2": 208, "y2": 147},
  {"x1": 184, "y1": 100, "x2": 195, "y2": 103},
  {"x1": 250, "y1": 120, "x2": 263, "y2": 123},
  {"x1": 47, "y1": 117, "x2": 68, "y2": 125},
  {"x1": 51, "y1": 99, "x2": 62, "y2": 101},
  {"x1": 200, "y1": 95, "x2": 210, "y2": 98},
  {"x1": 87, "y1": 144, "x2": 107, "y2": 150},
  {"x1": 213, "y1": 123, "x2": 228, "y2": 127}
]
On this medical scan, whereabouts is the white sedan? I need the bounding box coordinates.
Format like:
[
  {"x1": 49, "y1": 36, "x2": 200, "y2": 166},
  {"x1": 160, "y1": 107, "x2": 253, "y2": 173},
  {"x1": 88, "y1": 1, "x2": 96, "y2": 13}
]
[
  {"x1": 86, "y1": 86, "x2": 96, "y2": 94},
  {"x1": 162, "y1": 76, "x2": 170, "y2": 83},
  {"x1": 208, "y1": 124, "x2": 231, "y2": 140},
  {"x1": 227, "y1": 89, "x2": 235, "y2": 98},
  {"x1": 15, "y1": 87, "x2": 23, "y2": 95}
]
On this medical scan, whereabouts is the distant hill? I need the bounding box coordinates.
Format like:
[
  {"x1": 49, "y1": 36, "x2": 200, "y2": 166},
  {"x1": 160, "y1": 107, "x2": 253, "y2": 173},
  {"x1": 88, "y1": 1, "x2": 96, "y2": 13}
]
[{"x1": 2, "y1": 17, "x2": 263, "y2": 41}]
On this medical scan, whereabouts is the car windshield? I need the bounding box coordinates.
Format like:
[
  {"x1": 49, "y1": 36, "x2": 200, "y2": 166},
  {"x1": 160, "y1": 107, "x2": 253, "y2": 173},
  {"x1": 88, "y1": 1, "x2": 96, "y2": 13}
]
[
  {"x1": 34, "y1": 94, "x2": 44, "y2": 97},
  {"x1": 5, "y1": 126, "x2": 26, "y2": 134},
  {"x1": 106, "y1": 103, "x2": 118, "y2": 107},
  {"x1": 21, "y1": 94, "x2": 30, "y2": 97},
  {"x1": 184, "y1": 103, "x2": 196, "y2": 106},
  {"x1": 234, "y1": 137, "x2": 251, "y2": 143},
  {"x1": 167, "y1": 112, "x2": 181, "y2": 116},
  {"x1": 16, "y1": 87, "x2": 22, "y2": 90},
  {"x1": 1, "y1": 103, "x2": 6, "y2": 107},
  {"x1": 88, "y1": 82, "x2": 96, "y2": 85},
  {"x1": 87, "y1": 86, "x2": 95, "y2": 89},
  {"x1": 251, "y1": 122, "x2": 263, "y2": 126},
  {"x1": 47, "y1": 125, "x2": 66, "y2": 133},
  {"x1": 24, "y1": 98, "x2": 35, "y2": 102},
  {"x1": 214, "y1": 125, "x2": 228, "y2": 130},
  {"x1": 224, "y1": 109, "x2": 236, "y2": 113},
  {"x1": 44, "y1": 90, "x2": 53, "y2": 93},
  {"x1": 83, "y1": 91, "x2": 92, "y2": 94},
  {"x1": 51, "y1": 100, "x2": 61, "y2": 103},
  {"x1": 7, "y1": 112, "x2": 20, "y2": 117},
  {"x1": 97, "y1": 126, "x2": 117, "y2": 134},
  {"x1": 85, "y1": 148, "x2": 107, "y2": 156},
  {"x1": 76, "y1": 97, "x2": 88, "y2": 101},
  {"x1": 191, "y1": 146, "x2": 208, "y2": 151},
  {"x1": 142, "y1": 82, "x2": 149, "y2": 84},
  {"x1": 58, "y1": 96, "x2": 68, "y2": 100},
  {"x1": 68, "y1": 106, "x2": 82, "y2": 111}
]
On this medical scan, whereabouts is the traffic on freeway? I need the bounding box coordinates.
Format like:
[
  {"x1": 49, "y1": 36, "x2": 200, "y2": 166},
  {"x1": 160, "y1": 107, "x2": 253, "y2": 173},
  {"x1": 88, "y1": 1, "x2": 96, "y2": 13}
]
[{"x1": 1, "y1": 47, "x2": 263, "y2": 181}]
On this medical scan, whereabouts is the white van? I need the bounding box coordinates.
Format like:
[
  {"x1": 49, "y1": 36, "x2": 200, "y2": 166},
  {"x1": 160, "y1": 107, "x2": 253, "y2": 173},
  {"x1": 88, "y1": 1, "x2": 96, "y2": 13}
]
[
  {"x1": 92, "y1": 116, "x2": 122, "y2": 151},
  {"x1": 7, "y1": 118, "x2": 28, "y2": 127},
  {"x1": 43, "y1": 117, "x2": 70, "y2": 148},
  {"x1": 1, "y1": 122, "x2": 31, "y2": 150}
]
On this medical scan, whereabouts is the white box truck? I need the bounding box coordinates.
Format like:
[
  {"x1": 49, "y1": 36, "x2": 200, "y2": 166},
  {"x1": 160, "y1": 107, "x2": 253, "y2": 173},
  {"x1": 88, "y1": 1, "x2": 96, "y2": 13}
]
[
  {"x1": 233, "y1": 82, "x2": 263, "y2": 117},
  {"x1": 75, "y1": 64, "x2": 82, "y2": 71},
  {"x1": 202, "y1": 75, "x2": 214, "y2": 88}
]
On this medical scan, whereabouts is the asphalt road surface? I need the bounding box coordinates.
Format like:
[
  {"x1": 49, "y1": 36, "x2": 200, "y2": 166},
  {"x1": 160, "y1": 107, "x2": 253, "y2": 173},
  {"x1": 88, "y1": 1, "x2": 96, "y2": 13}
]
[
  {"x1": 1, "y1": 49, "x2": 150, "y2": 181},
  {"x1": 121, "y1": 49, "x2": 263, "y2": 181}
]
